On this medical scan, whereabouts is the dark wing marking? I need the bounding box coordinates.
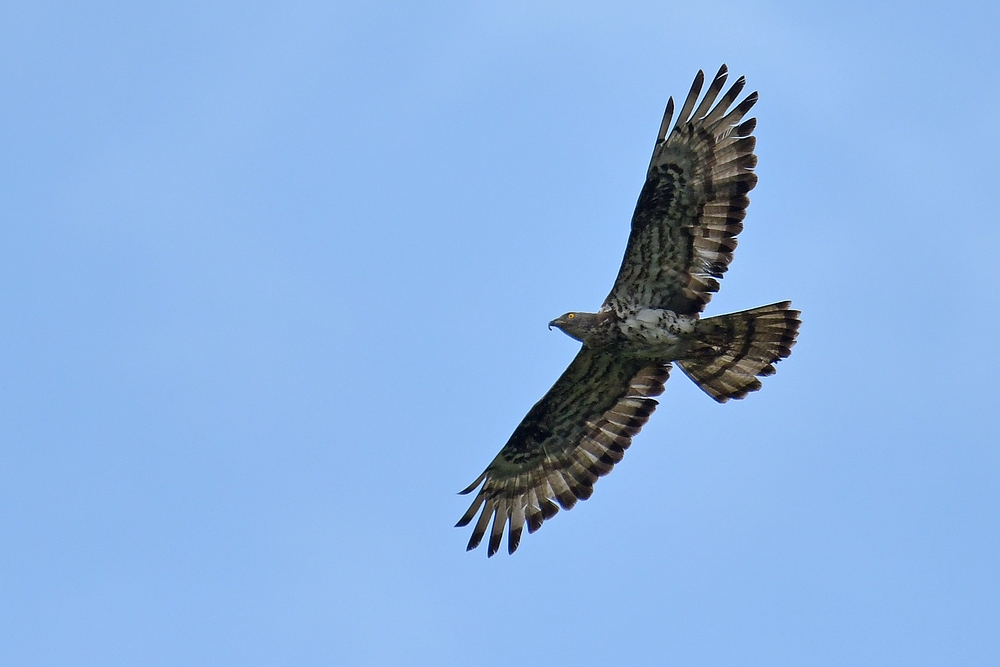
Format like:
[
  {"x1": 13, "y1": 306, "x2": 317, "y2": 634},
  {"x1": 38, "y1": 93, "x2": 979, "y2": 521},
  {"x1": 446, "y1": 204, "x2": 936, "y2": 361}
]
[
  {"x1": 457, "y1": 349, "x2": 670, "y2": 556},
  {"x1": 604, "y1": 64, "x2": 759, "y2": 316}
]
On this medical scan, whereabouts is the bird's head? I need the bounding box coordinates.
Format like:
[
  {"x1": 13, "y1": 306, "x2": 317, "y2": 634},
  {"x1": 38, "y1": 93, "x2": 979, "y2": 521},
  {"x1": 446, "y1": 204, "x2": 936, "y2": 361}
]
[{"x1": 548, "y1": 311, "x2": 599, "y2": 342}]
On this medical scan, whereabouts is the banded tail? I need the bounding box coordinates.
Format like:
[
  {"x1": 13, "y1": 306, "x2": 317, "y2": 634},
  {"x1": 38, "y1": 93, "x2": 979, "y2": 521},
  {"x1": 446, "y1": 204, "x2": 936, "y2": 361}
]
[{"x1": 678, "y1": 301, "x2": 800, "y2": 402}]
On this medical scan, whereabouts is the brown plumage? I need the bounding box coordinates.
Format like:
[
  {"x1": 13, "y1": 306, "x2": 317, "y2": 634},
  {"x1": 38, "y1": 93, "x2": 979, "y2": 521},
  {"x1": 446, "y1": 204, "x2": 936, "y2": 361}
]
[{"x1": 458, "y1": 65, "x2": 800, "y2": 556}]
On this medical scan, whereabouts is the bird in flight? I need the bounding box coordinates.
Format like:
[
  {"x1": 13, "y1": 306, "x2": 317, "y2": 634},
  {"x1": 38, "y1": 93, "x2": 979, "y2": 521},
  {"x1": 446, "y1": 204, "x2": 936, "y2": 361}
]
[{"x1": 457, "y1": 65, "x2": 800, "y2": 557}]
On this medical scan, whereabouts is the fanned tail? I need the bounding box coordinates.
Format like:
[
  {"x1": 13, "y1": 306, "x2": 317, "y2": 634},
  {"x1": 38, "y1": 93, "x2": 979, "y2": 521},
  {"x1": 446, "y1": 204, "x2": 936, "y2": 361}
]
[{"x1": 678, "y1": 301, "x2": 800, "y2": 402}]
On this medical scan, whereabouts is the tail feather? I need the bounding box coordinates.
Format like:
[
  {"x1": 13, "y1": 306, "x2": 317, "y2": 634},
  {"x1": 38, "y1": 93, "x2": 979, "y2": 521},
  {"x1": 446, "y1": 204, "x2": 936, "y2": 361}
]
[{"x1": 678, "y1": 301, "x2": 800, "y2": 402}]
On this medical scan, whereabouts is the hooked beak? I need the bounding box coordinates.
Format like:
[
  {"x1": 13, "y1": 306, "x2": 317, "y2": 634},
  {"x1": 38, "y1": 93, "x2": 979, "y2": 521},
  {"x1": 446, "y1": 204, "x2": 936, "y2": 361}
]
[{"x1": 548, "y1": 318, "x2": 561, "y2": 331}]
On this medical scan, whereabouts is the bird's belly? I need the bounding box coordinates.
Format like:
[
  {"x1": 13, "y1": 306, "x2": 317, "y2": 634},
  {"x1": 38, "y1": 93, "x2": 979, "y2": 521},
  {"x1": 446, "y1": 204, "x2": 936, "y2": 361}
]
[{"x1": 618, "y1": 309, "x2": 697, "y2": 359}]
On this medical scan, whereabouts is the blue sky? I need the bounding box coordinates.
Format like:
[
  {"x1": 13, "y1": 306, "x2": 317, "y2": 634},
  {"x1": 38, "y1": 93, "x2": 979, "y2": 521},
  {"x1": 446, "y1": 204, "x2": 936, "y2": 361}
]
[{"x1": 2, "y1": 1, "x2": 998, "y2": 665}]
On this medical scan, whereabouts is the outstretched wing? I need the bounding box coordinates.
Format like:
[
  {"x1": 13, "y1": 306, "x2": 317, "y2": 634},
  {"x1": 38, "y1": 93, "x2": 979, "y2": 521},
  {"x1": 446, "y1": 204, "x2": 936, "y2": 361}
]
[
  {"x1": 457, "y1": 349, "x2": 670, "y2": 556},
  {"x1": 604, "y1": 65, "x2": 759, "y2": 316}
]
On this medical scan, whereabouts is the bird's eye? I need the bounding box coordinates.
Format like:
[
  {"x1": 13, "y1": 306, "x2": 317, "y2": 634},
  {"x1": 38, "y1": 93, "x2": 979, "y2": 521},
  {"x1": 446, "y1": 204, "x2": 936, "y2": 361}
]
[{"x1": 568, "y1": 313, "x2": 575, "y2": 319}]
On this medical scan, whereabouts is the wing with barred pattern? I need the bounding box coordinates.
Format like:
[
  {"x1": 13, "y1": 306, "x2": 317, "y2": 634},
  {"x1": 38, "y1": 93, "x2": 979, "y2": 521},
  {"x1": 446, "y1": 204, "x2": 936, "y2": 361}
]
[
  {"x1": 457, "y1": 349, "x2": 670, "y2": 556},
  {"x1": 604, "y1": 65, "x2": 759, "y2": 316}
]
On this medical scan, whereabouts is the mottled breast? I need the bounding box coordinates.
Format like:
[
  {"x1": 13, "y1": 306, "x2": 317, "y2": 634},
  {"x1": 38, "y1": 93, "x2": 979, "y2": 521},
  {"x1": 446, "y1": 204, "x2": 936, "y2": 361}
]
[{"x1": 617, "y1": 308, "x2": 698, "y2": 359}]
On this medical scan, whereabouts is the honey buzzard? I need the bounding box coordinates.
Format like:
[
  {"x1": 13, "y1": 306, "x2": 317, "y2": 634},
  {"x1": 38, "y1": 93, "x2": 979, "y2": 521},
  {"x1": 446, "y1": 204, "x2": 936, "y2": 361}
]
[{"x1": 457, "y1": 66, "x2": 800, "y2": 556}]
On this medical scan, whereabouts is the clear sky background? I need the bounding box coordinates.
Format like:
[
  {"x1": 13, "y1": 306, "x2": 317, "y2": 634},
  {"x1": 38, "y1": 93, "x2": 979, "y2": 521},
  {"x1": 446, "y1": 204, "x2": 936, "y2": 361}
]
[{"x1": 2, "y1": 1, "x2": 998, "y2": 665}]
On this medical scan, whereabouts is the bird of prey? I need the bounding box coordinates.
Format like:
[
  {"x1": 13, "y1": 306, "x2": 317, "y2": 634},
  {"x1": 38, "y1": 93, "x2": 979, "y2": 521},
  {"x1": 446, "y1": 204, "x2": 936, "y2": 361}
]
[{"x1": 457, "y1": 65, "x2": 800, "y2": 557}]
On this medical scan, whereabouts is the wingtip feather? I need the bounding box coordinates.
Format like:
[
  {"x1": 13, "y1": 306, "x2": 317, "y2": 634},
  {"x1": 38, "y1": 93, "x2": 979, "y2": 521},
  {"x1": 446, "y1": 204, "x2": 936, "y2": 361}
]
[
  {"x1": 656, "y1": 97, "x2": 674, "y2": 144},
  {"x1": 674, "y1": 69, "x2": 705, "y2": 131},
  {"x1": 458, "y1": 471, "x2": 487, "y2": 495}
]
